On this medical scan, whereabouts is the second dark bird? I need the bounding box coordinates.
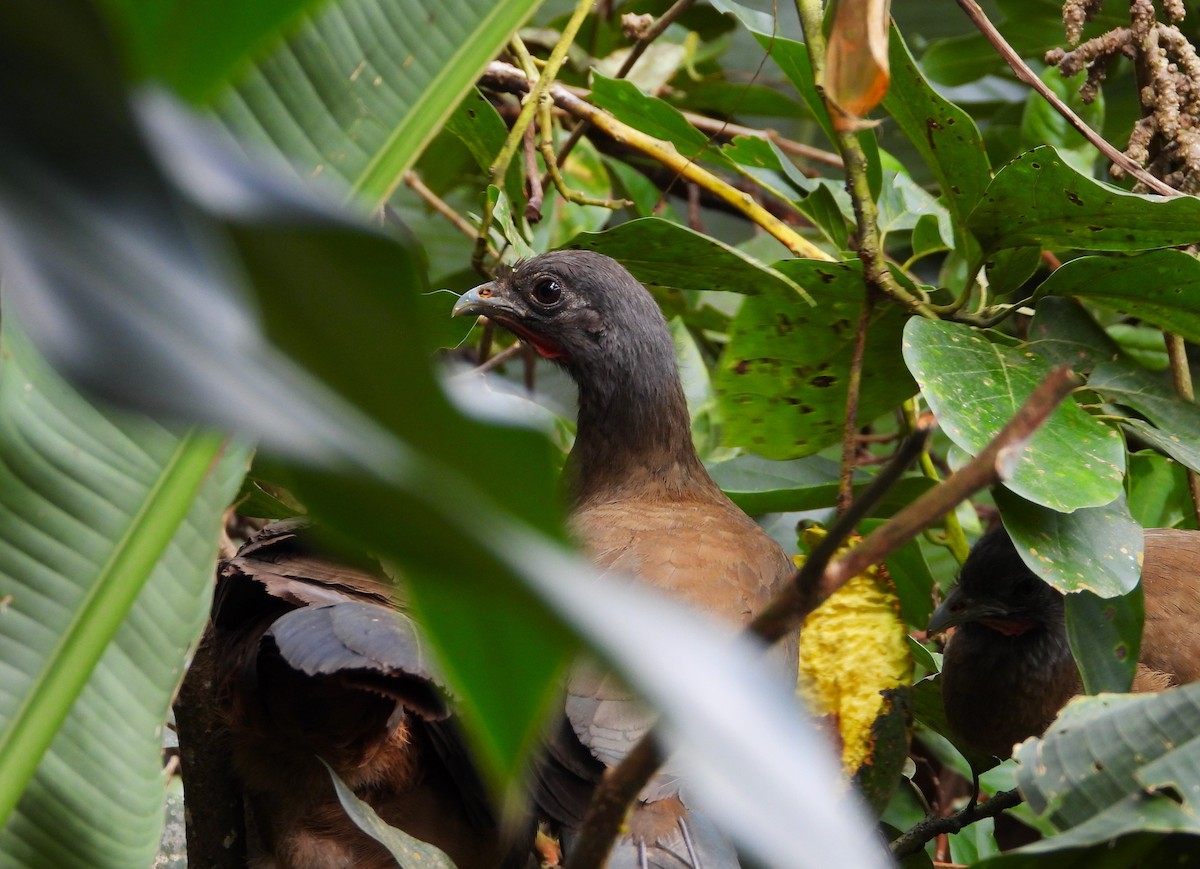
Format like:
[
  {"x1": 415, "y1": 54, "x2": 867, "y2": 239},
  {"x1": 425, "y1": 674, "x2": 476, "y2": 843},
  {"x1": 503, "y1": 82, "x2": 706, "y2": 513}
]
[
  {"x1": 454, "y1": 250, "x2": 798, "y2": 867},
  {"x1": 929, "y1": 525, "x2": 1200, "y2": 760}
]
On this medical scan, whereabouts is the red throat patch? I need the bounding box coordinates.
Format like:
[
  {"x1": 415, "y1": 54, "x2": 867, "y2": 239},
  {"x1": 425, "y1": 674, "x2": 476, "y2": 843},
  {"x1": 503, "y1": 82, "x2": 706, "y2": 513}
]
[
  {"x1": 494, "y1": 317, "x2": 568, "y2": 361},
  {"x1": 979, "y1": 617, "x2": 1034, "y2": 637}
]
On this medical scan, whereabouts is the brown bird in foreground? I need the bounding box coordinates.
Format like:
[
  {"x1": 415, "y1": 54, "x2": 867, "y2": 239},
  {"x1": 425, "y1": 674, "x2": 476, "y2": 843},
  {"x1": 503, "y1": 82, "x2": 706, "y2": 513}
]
[
  {"x1": 453, "y1": 250, "x2": 797, "y2": 867},
  {"x1": 211, "y1": 521, "x2": 529, "y2": 869},
  {"x1": 929, "y1": 525, "x2": 1200, "y2": 760}
]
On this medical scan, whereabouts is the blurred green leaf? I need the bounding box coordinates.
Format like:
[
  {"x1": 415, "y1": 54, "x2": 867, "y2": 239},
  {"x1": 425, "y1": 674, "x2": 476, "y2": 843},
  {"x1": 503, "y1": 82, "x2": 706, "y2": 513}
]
[
  {"x1": 100, "y1": 0, "x2": 318, "y2": 102},
  {"x1": 214, "y1": 0, "x2": 544, "y2": 205},
  {"x1": 0, "y1": 321, "x2": 249, "y2": 861},
  {"x1": 904, "y1": 318, "x2": 1126, "y2": 510}
]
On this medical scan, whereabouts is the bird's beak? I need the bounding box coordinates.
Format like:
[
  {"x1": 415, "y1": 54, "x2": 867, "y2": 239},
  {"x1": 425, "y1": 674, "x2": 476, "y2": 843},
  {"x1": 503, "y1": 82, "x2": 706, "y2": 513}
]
[
  {"x1": 927, "y1": 587, "x2": 1013, "y2": 635},
  {"x1": 452, "y1": 282, "x2": 514, "y2": 319}
]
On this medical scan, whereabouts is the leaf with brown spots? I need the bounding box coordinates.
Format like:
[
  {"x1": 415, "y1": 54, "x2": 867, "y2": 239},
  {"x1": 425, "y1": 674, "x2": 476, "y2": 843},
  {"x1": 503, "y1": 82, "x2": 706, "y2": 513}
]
[{"x1": 714, "y1": 260, "x2": 913, "y2": 460}]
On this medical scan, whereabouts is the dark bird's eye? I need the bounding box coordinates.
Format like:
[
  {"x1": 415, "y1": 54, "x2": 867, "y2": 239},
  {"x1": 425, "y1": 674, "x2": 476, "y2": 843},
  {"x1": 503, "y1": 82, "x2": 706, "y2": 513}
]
[{"x1": 531, "y1": 278, "x2": 562, "y2": 306}]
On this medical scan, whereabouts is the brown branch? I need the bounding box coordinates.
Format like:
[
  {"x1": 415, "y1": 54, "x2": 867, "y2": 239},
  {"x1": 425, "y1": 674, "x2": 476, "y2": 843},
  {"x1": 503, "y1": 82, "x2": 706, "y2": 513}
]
[
  {"x1": 561, "y1": 736, "x2": 662, "y2": 869},
  {"x1": 524, "y1": 125, "x2": 545, "y2": 222},
  {"x1": 956, "y1": 0, "x2": 1180, "y2": 197},
  {"x1": 752, "y1": 365, "x2": 1079, "y2": 644},
  {"x1": 402, "y1": 171, "x2": 479, "y2": 241},
  {"x1": 890, "y1": 788, "x2": 1024, "y2": 859}
]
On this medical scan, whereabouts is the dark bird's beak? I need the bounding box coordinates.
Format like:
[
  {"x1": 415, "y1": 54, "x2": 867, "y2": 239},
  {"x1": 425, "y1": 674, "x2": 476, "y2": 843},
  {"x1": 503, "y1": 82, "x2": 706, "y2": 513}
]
[
  {"x1": 452, "y1": 282, "x2": 512, "y2": 319},
  {"x1": 927, "y1": 586, "x2": 1013, "y2": 635}
]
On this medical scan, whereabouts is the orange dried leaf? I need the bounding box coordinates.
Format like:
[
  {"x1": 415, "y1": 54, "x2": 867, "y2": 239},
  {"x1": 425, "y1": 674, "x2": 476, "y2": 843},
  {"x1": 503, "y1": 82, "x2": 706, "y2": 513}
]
[{"x1": 823, "y1": 0, "x2": 892, "y2": 131}]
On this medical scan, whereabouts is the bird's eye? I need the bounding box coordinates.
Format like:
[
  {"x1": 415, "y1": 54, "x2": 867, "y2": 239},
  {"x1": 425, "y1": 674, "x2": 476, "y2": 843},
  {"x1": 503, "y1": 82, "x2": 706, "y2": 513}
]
[{"x1": 531, "y1": 278, "x2": 562, "y2": 306}]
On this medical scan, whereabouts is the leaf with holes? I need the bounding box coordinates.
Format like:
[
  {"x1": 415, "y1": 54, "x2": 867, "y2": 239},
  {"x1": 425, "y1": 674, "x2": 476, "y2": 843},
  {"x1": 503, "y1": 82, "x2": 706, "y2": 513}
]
[
  {"x1": 716, "y1": 260, "x2": 914, "y2": 459},
  {"x1": 902, "y1": 318, "x2": 1124, "y2": 510},
  {"x1": 969, "y1": 146, "x2": 1200, "y2": 253}
]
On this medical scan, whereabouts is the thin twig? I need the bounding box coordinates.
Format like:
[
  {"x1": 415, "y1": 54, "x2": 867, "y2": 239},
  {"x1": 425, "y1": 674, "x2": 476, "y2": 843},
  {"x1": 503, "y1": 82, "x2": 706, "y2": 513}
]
[
  {"x1": 403, "y1": 171, "x2": 479, "y2": 241},
  {"x1": 956, "y1": 0, "x2": 1180, "y2": 197},
  {"x1": 1166, "y1": 332, "x2": 1200, "y2": 521},
  {"x1": 469, "y1": 341, "x2": 523, "y2": 375},
  {"x1": 794, "y1": 0, "x2": 940, "y2": 317},
  {"x1": 484, "y1": 64, "x2": 832, "y2": 246},
  {"x1": 485, "y1": 62, "x2": 833, "y2": 260},
  {"x1": 524, "y1": 124, "x2": 545, "y2": 222},
  {"x1": 891, "y1": 788, "x2": 1024, "y2": 859},
  {"x1": 837, "y1": 296, "x2": 874, "y2": 515},
  {"x1": 554, "y1": 0, "x2": 699, "y2": 172},
  {"x1": 473, "y1": 0, "x2": 594, "y2": 271}
]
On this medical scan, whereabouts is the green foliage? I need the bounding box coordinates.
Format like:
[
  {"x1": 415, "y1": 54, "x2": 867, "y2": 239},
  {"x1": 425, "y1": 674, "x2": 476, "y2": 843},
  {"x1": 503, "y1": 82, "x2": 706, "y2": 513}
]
[{"x1": 4, "y1": 0, "x2": 1200, "y2": 866}]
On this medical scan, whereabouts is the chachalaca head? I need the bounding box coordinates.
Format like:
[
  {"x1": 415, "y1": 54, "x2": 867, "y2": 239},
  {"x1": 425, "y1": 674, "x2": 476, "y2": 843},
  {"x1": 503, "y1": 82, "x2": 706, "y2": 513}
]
[
  {"x1": 930, "y1": 525, "x2": 1200, "y2": 761},
  {"x1": 929, "y1": 525, "x2": 1077, "y2": 761},
  {"x1": 453, "y1": 250, "x2": 709, "y2": 504}
]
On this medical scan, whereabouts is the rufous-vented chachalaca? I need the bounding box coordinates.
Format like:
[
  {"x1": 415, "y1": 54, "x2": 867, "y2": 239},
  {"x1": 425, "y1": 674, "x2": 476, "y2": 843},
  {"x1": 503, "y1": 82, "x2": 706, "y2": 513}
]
[
  {"x1": 929, "y1": 525, "x2": 1200, "y2": 760},
  {"x1": 212, "y1": 520, "x2": 530, "y2": 869},
  {"x1": 453, "y1": 250, "x2": 797, "y2": 867}
]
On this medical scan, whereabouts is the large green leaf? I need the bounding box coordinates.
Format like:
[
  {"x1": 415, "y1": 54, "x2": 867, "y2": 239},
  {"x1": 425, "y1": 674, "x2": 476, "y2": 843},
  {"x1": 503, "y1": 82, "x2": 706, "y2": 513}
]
[
  {"x1": 716, "y1": 260, "x2": 915, "y2": 459},
  {"x1": 995, "y1": 490, "x2": 1143, "y2": 597},
  {"x1": 1088, "y1": 362, "x2": 1200, "y2": 475},
  {"x1": 706, "y1": 455, "x2": 933, "y2": 516},
  {"x1": 570, "y1": 218, "x2": 810, "y2": 298},
  {"x1": 1008, "y1": 684, "x2": 1200, "y2": 856},
  {"x1": 214, "y1": 0, "x2": 543, "y2": 204},
  {"x1": 882, "y1": 24, "x2": 991, "y2": 234},
  {"x1": 903, "y1": 318, "x2": 1125, "y2": 510},
  {"x1": 0, "y1": 321, "x2": 250, "y2": 865},
  {"x1": 1037, "y1": 250, "x2": 1200, "y2": 345},
  {"x1": 969, "y1": 146, "x2": 1200, "y2": 253}
]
